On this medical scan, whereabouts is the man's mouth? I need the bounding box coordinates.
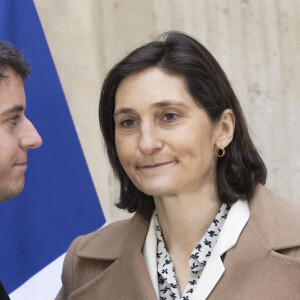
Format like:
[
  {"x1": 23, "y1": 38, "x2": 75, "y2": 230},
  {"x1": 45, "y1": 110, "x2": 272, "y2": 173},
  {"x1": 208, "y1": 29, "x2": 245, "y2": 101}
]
[{"x1": 14, "y1": 161, "x2": 27, "y2": 166}]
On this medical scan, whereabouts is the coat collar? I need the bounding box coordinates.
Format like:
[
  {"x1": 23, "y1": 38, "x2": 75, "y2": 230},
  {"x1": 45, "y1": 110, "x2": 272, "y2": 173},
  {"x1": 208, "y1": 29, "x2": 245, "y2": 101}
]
[
  {"x1": 210, "y1": 185, "x2": 300, "y2": 299},
  {"x1": 77, "y1": 184, "x2": 300, "y2": 262},
  {"x1": 70, "y1": 213, "x2": 157, "y2": 300},
  {"x1": 77, "y1": 212, "x2": 150, "y2": 260},
  {"x1": 70, "y1": 184, "x2": 300, "y2": 299}
]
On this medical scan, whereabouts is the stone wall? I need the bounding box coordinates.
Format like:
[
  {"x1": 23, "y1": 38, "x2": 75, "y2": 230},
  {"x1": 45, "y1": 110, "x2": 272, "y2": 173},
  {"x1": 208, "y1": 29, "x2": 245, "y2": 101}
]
[{"x1": 34, "y1": 0, "x2": 300, "y2": 223}]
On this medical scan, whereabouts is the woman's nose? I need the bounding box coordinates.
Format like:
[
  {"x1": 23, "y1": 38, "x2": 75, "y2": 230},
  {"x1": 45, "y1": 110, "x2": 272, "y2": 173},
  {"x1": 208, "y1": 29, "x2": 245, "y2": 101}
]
[
  {"x1": 138, "y1": 123, "x2": 163, "y2": 155},
  {"x1": 20, "y1": 118, "x2": 43, "y2": 150}
]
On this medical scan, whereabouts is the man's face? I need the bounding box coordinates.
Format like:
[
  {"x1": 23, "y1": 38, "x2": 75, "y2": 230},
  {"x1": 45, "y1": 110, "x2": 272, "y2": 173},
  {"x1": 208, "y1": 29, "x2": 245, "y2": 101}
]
[{"x1": 0, "y1": 67, "x2": 42, "y2": 202}]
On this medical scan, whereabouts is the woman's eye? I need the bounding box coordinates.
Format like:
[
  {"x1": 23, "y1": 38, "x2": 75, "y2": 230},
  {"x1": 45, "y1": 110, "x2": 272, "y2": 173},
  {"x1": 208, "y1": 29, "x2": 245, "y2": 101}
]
[
  {"x1": 120, "y1": 119, "x2": 136, "y2": 128},
  {"x1": 162, "y1": 113, "x2": 179, "y2": 122}
]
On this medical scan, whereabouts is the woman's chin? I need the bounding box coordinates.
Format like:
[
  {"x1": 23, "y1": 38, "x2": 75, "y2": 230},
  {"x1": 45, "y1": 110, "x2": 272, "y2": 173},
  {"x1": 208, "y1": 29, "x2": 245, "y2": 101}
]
[{"x1": 137, "y1": 183, "x2": 176, "y2": 197}]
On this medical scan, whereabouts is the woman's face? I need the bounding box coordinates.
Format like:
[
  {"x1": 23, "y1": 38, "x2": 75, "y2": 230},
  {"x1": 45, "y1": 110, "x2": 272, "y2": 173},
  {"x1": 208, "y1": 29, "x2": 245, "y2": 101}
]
[{"x1": 114, "y1": 67, "x2": 220, "y2": 197}]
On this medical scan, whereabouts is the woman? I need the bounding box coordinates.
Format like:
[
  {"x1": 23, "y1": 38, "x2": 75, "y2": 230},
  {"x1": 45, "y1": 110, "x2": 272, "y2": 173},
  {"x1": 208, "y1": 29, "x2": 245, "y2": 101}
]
[{"x1": 56, "y1": 32, "x2": 300, "y2": 300}]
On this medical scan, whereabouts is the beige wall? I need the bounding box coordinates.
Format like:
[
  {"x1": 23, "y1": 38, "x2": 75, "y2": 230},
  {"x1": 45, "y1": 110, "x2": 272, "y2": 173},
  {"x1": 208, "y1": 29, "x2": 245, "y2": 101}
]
[{"x1": 34, "y1": 0, "x2": 300, "y2": 223}]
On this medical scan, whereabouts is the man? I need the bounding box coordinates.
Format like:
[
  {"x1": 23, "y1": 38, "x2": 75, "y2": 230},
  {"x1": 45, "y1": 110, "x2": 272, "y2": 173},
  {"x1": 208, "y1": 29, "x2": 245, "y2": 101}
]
[{"x1": 0, "y1": 41, "x2": 42, "y2": 299}]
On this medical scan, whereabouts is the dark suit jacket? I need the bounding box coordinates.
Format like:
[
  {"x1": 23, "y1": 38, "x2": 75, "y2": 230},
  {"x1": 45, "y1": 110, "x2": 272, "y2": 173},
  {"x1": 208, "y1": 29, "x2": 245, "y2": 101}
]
[
  {"x1": 0, "y1": 281, "x2": 10, "y2": 300},
  {"x1": 56, "y1": 185, "x2": 300, "y2": 299}
]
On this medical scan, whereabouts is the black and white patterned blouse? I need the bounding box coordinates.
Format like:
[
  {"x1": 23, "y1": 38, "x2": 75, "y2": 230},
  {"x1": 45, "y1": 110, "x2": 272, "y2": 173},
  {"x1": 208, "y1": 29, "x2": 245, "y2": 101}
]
[{"x1": 156, "y1": 203, "x2": 231, "y2": 300}]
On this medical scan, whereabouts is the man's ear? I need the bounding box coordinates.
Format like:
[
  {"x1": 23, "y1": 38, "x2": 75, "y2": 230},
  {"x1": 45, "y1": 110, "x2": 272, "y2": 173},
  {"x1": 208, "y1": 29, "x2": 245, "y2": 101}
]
[{"x1": 214, "y1": 109, "x2": 235, "y2": 149}]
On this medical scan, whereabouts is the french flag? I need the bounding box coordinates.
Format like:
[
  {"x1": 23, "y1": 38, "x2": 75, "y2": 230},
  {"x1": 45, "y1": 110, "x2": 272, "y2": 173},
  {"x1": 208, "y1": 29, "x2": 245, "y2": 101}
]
[{"x1": 0, "y1": 1, "x2": 105, "y2": 299}]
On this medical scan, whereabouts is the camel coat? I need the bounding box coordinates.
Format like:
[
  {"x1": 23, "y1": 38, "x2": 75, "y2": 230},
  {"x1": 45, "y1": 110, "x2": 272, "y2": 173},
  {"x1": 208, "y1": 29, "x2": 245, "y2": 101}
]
[{"x1": 56, "y1": 185, "x2": 300, "y2": 299}]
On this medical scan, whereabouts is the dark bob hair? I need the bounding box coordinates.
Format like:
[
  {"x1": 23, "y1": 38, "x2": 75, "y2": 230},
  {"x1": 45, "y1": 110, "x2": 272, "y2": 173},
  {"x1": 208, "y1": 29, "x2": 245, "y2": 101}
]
[
  {"x1": 0, "y1": 41, "x2": 31, "y2": 80},
  {"x1": 99, "y1": 31, "x2": 267, "y2": 219}
]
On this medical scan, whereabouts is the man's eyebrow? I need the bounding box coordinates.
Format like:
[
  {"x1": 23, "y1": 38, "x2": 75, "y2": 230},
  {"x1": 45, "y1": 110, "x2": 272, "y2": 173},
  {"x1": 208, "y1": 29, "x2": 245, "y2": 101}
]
[{"x1": 1, "y1": 105, "x2": 25, "y2": 116}]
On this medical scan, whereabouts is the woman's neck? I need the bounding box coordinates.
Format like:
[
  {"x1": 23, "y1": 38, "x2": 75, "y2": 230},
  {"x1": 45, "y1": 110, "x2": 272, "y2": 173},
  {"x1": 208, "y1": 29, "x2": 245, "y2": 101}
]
[{"x1": 154, "y1": 184, "x2": 221, "y2": 255}]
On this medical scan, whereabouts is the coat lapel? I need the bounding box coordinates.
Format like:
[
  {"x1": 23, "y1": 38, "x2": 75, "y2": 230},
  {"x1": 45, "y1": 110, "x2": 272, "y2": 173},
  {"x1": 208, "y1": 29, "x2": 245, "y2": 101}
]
[
  {"x1": 68, "y1": 213, "x2": 157, "y2": 300},
  {"x1": 209, "y1": 185, "x2": 300, "y2": 299}
]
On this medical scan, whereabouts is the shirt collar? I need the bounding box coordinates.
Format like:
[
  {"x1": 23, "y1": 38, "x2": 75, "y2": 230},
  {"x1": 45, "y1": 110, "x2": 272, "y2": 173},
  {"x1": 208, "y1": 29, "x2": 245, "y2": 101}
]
[
  {"x1": 188, "y1": 203, "x2": 231, "y2": 274},
  {"x1": 213, "y1": 199, "x2": 250, "y2": 257},
  {"x1": 192, "y1": 199, "x2": 250, "y2": 300},
  {"x1": 154, "y1": 203, "x2": 231, "y2": 276},
  {"x1": 143, "y1": 200, "x2": 250, "y2": 300}
]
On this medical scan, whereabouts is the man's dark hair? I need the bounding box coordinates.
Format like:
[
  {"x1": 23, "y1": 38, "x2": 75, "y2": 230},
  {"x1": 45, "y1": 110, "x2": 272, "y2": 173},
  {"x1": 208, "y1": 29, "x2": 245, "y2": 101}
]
[
  {"x1": 0, "y1": 41, "x2": 31, "y2": 80},
  {"x1": 99, "y1": 31, "x2": 267, "y2": 219}
]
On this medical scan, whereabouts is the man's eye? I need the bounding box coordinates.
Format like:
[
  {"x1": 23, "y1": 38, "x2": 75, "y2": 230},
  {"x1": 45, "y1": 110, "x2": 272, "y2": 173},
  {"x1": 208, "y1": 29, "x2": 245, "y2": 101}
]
[
  {"x1": 8, "y1": 115, "x2": 20, "y2": 125},
  {"x1": 120, "y1": 119, "x2": 136, "y2": 128},
  {"x1": 162, "y1": 113, "x2": 179, "y2": 122}
]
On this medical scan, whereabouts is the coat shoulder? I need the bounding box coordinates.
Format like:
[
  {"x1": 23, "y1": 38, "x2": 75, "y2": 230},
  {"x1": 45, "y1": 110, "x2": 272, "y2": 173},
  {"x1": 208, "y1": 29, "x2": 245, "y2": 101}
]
[
  {"x1": 56, "y1": 214, "x2": 146, "y2": 299},
  {"x1": 75, "y1": 215, "x2": 138, "y2": 260},
  {"x1": 249, "y1": 184, "x2": 300, "y2": 250}
]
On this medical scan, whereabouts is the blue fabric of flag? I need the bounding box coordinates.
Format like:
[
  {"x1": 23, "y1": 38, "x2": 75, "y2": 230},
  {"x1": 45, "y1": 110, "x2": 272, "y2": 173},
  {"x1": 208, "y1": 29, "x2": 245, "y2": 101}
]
[{"x1": 0, "y1": 0, "x2": 105, "y2": 293}]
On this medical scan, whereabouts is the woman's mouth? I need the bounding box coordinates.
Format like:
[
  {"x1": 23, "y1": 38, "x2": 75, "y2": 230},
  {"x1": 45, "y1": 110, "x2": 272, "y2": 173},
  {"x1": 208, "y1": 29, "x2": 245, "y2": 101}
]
[{"x1": 140, "y1": 161, "x2": 175, "y2": 169}]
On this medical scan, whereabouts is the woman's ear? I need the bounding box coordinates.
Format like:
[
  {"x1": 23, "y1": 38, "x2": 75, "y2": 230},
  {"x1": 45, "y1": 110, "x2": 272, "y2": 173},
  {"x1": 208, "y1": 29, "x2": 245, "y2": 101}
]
[{"x1": 214, "y1": 109, "x2": 235, "y2": 149}]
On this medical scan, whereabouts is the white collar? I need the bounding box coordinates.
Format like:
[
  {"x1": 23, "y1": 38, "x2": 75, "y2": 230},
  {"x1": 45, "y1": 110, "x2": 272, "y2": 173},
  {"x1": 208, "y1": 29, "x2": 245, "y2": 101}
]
[
  {"x1": 142, "y1": 211, "x2": 159, "y2": 297},
  {"x1": 192, "y1": 199, "x2": 250, "y2": 300},
  {"x1": 142, "y1": 199, "x2": 250, "y2": 299}
]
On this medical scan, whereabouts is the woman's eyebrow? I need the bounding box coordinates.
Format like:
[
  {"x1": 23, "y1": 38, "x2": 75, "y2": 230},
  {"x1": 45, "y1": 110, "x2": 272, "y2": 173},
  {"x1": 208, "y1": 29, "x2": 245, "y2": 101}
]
[
  {"x1": 114, "y1": 101, "x2": 188, "y2": 117},
  {"x1": 114, "y1": 108, "x2": 135, "y2": 117},
  {"x1": 153, "y1": 100, "x2": 188, "y2": 108}
]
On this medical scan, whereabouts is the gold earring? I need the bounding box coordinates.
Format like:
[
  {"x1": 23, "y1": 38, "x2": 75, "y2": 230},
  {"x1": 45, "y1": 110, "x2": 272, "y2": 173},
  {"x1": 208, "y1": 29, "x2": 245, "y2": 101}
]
[{"x1": 216, "y1": 148, "x2": 225, "y2": 157}]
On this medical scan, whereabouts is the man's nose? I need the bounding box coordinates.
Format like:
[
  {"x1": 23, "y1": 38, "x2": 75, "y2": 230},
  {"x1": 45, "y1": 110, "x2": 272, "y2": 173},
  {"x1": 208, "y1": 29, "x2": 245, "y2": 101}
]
[
  {"x1": 20, "y1": 118, "x2": 43, "y2": 150},
  {"x1": 138, "y1": 123, "x2": 163, "y2": 155}
]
